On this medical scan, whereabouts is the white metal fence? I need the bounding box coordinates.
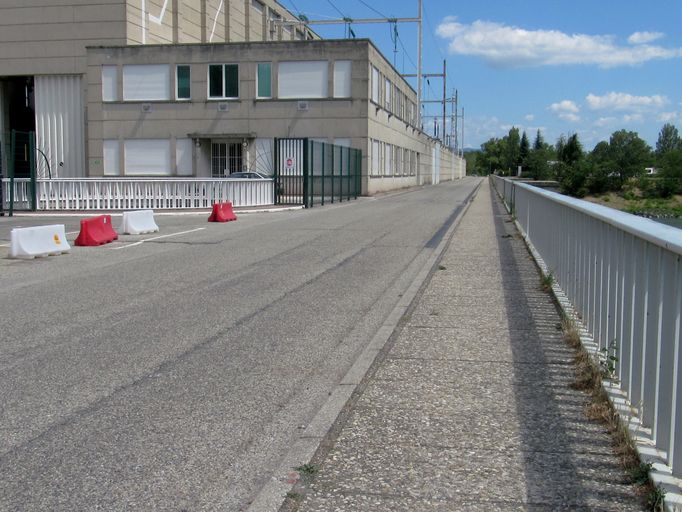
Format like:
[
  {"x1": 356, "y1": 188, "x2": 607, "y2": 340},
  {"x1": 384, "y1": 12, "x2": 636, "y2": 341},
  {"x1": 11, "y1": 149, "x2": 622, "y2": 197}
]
[
  {"x1": 1, "y1": 178, "x2": 275, "y2": 211},
  {"x1": 491, "y1": 175, "x2": 682, "y2": 486}
]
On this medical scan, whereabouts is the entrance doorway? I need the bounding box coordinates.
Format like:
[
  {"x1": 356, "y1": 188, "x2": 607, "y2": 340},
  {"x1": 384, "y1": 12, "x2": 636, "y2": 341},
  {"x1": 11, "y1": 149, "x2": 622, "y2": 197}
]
[{"x1": 211, "y1": 142, "x2": 243, "y2": 177}]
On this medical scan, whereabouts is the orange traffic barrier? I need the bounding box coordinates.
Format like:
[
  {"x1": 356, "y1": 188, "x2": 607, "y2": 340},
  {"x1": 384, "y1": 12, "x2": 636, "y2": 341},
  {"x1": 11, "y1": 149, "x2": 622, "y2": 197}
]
[
  {"x1": 208, "y1": 202, "x2": 237, "y2": 222},
  {"x1": 74, "y1": 215, "x2": 119, "y2": 246}
]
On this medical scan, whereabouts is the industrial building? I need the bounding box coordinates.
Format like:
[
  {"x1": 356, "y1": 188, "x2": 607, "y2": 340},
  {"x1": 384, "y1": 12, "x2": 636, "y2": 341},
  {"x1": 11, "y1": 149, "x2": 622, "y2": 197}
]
[{"x1": 0, "y1": 0, "x2": 464, "y2": 203}]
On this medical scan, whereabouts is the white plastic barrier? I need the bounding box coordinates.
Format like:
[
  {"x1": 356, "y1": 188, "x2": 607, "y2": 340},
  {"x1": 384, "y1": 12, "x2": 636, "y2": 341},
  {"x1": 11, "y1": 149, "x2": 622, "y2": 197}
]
[
  {"x1": 120, "y1": 210, "x2": 159, "y2": 235},
  {"x1": 10, "y1": 224, "x2": 71, "y2": 259}
]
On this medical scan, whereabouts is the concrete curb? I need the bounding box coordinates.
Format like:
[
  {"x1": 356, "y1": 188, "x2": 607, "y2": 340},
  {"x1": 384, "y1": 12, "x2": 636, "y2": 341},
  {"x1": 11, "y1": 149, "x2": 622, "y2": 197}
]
[
  {"x1": 246, "y1": 179, "x2": 483, "y2": 512},
  {"x1": 6, "y1": 206, "x2": 304, "y2": 217}
]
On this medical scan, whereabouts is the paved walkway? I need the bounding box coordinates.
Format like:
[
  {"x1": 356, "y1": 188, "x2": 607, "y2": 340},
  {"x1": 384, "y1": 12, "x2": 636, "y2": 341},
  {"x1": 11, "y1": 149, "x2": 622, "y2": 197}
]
[{"x1": 292, "y1": 180, "x2": 641, "y2": 511}]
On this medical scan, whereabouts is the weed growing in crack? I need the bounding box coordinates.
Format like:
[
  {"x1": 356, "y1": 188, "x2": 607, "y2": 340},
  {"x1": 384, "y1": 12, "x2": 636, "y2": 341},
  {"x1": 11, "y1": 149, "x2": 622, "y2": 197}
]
[{"x1": 540, "y1": 272, "x2": 555, "y2": 292}]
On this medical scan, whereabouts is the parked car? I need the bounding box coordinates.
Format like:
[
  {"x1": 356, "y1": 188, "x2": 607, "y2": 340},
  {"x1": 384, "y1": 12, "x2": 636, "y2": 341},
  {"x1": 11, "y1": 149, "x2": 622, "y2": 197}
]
[{"x1": 226, "y1": 171, "x2": 271, "y2": 179}]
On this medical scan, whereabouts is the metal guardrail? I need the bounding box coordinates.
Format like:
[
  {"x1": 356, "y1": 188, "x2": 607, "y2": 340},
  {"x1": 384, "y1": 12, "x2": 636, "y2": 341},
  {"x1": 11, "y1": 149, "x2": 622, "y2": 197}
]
[
  {"x1": 1, "y1": 177, "x2": 275, "y2": 211},
  {"x1": 491, "y1": 175, "x2": 682, "y2": 485}
]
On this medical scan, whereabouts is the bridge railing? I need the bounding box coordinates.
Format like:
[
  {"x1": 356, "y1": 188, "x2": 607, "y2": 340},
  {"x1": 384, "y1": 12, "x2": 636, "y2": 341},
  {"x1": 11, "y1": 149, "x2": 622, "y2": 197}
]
[
  {"x1": 1, "y1": 177, "x2": 275, "y2": 211},
  {"x1": 491, "y1": 174, "x2": 682, "y2": 482}
]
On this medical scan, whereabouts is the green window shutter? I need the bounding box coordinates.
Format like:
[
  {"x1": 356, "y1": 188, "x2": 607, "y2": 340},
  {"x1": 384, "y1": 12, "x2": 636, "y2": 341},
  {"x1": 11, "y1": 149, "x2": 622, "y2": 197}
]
[
  {"x1": 209, "y1": 65, "x2": 223, "y2": 98},
  {"x1": 224, "y1": 64, "x2": 239, "y2": 98},
  {"x1": 177, "y1": 65, "x2": 190, "y2": 99},
  {"x1": 257, "y1": 63, "x2": 271, "y2": 98}
]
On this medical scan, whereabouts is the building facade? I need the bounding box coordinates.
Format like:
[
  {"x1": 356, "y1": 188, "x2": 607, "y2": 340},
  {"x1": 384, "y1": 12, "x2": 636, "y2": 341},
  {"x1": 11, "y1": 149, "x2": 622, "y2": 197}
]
[{"x1": 0, "y1": 0, "x2": 463, "y2": 196}]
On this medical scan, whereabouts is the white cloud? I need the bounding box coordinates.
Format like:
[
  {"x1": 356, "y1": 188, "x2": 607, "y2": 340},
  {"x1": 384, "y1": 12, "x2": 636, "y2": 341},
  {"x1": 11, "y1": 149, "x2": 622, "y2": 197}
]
[
  {"x1": 559, "y1": 113, "x2": 581, "y2": 123},
  {"x1": 549, "y1": 100, "x2": 580, "y2": 114},
  {"x1": 525, "y1": 114, "x2": 535, "y2": 122},
  {"x1": 549, "y1": 100, "x2": 580, "y2": 121},
  {"x1": 436, "y1": 17, "x2": 682, "y2": 68},
  {"x1": 628, "y1": 31, "x2": 664, "y2": 45},
  {"x1": 586, "y1": 92, "x2": 668, "y2": 111},
  {"x1": 623, "y1": 113, "x2": 644, "y2": 123},
  {"x1": 658, "y1": 111, "x2": 679, "y2": 122},
  {"x1": 594, "y1": 117, "x2": 617, "y2": 127}
]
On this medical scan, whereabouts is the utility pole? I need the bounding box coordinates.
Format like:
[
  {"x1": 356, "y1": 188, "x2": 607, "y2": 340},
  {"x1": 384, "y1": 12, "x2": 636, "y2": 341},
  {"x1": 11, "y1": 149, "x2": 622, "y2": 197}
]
[
  {"x1": 461, "y1": 107, "x2": 465, "y2": 157},
  {"x1": 417, "y1": 0, "x2": 422, "y2": 131},
  {"x1": 441, "y1": 59, "x2": 446, "y2": 147}
]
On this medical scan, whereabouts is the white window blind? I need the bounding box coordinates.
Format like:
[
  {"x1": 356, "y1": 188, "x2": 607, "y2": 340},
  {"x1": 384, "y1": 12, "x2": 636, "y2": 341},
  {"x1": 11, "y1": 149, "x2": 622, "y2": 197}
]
[
  {"x1": 333, "y1": 61, "x2": 351, "y2": 98},
  {"x1": 124, "y1": 139, "x2": 171, "y2": 175},
  {"x1": 384, "y1": 79, "x2": 391, "y2": 110},
  {"x1": 102, "y1": 66, "x2": 117, "y2": 102},
  {"x1": 371, "y1": 67, "x2": 379, "y2": 103},
  {"x1": 333, "y1": 138, "x2": 351, "y2": 147},
  {"x1": 176, "y1": 138, "x2": 193, "y2": 176},
  {"x1": 123, "y1": 65, "x2": 170, "y2": 101},
  {"x1": 278, "y1": 61, "x2": 328, "y2": 99},
  {"x1": 103, "y1": 140, "x2": 120, "y2": 175},
  {"x1": 371, "y1": 140, "x2": 379, "y2": 176}
]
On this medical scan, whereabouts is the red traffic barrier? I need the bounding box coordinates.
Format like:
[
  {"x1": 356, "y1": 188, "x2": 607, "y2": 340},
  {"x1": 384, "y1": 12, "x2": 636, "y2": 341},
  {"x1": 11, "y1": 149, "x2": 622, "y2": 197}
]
[
  {"x1": 208, "y1": 202, "x2": 238, "y2": 222},
  {"x1": 74, "y1": 215, "x2": 119, "y2": 246}
]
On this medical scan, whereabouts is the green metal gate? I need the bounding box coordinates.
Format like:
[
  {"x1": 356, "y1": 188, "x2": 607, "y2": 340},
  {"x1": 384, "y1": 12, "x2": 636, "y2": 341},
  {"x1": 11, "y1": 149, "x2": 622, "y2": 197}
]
[
  {"x1": 2, "y1": 130, "x2": 37, "y2": 215},
  {"x1": 275, "y1": 138, "x2": 361, "y2": 208}
]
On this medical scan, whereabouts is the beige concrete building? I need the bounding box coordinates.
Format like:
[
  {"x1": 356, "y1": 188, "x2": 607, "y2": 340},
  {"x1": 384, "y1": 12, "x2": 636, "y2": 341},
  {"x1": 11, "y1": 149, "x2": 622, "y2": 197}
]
[{"x1": 0, "y1": 0, "x2": 463, "y2": 195}]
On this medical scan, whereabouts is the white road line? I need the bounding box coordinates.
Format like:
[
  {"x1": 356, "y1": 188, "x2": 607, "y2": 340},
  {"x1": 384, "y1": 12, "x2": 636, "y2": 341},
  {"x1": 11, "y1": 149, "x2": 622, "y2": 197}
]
[{"x1": 112, "y1": 228, "x2": 206, "y2": 250}]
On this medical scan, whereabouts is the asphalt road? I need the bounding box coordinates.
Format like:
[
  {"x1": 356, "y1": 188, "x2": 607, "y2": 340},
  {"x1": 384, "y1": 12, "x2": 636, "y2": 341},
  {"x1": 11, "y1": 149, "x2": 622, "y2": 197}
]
[{"x1": 0, "y1": 178, "x2": 480, "y2": 511}]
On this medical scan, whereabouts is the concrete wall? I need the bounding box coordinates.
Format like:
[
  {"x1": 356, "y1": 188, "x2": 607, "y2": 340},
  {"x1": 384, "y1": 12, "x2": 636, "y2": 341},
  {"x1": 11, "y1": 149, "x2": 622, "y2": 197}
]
[
  {"x1": 86, "y1": 40, "x2": 369, "y2": 176},
  {"x1": 0, "y1": 0, "x2": 128, "y2": 76}
]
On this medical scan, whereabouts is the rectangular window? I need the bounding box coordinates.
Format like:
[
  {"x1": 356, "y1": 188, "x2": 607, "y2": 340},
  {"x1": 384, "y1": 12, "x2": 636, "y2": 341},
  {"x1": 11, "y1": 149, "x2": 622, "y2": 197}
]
[
  {"x1": 123, "y1": 64, "x2": 170, "y2": 101},
  {"x1": 208, "y1": 64, "x2": 239, "y2": 99},
  {"x1": 384, "y1": 79, "x2": 391, "y2": 111},
  {"x1": 251, "y1": 0, "x2": 264, "y2": 13},
  {"x1": 176, "y1": 138, "x2": 193, "y2": 175},
  {"x1": 278, "y1": 61, "x2": 328, "y2": 99},
  {"x1": 103, "y1": 140, "x2": 120, "y2": 175},
  {"x1": 124, "y1": 139, "x2": 171, "y2": 175},
  {"x1": 371, "y1": 140, "x2": 380, "y2": 176},
  {"x1": 371, "y1": 67, "x2": 379, "y2": 104},
  {"x1": 333, "y1": 60, "x2": 351, "y2": 98},
  {"x1": 257, "y1": 63, "x2": 272, "y2": 98},
  {"x1": 102, "y1": 66, "x2": 117, "y2": 102},
  {"x1": 211, "y1": 142, "x2": 243, "y2": 176},
  {"x1": 176, "y1": 65, "x2": 191, "y2": 100}
]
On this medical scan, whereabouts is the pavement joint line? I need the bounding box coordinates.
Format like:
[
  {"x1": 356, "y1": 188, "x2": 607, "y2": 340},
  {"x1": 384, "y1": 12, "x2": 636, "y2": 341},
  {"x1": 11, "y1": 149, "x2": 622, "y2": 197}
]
[
  {"x1": 246, "y1": 179, "x2": 483, "y2": 512},
  {"x1": 111, "y1": 228, "x2": 206, "y2": 249}
]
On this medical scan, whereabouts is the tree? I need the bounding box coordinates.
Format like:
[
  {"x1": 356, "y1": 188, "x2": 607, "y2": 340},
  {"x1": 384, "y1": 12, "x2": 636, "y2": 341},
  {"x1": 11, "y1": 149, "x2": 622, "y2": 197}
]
[
  {"x1": 587, "y1": 141, "x2": 612, "y2": 193},
  {"x1": 608, "y1": 130, "x2": 651, "y2": 187},
  {"x1": 655, "y1": 123, "x2": 681, "y2": 156},
  {"x1": 558, "y1": 133, "x2": 583, "y2": 165},
  {"x1": 519, "y1": 131, "x2": 530, "y2": 170},
  {"x1": 503, "y1": 127, "x2": 521, "y2": 173},
  {"x1": 533, "y1": 129, "x2": 545, "y2": 151}
]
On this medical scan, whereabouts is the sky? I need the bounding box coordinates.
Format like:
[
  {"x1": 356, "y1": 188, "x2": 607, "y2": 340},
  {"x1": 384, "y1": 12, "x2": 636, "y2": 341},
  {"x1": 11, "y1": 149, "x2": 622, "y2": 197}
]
[{"x1": 278, "y1": 0, "x2": 682, "y2": 151}]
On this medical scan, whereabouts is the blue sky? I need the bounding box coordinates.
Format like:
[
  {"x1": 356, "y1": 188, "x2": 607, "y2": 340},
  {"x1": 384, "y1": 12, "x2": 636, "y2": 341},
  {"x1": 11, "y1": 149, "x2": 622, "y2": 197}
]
[{"x1": 279, "y1": 0, "x2": 682, "y2": 151}]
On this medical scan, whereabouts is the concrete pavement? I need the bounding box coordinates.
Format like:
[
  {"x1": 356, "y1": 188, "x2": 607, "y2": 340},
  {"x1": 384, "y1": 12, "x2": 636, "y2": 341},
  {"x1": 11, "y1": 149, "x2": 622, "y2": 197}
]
[
  {"x1": 290, "y1": 180, "x2": 642, "y2": 511},
  {"x1": 0, "y1": 179, "x2": 481, "y2": 510}
]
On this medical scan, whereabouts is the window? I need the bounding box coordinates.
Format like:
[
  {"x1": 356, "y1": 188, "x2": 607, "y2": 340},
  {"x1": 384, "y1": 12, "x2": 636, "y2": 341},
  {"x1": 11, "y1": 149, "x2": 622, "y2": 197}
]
[
  {"x1": 208, "y1": 64, "x2": 239, "y2": 99},
  {"x1": 251, "y1": 0, "x2": 264, "y2": 13},
  {"x1": 176, "y1": 138, "x2": 193, "y2": 175},
  {"x1": 103, "y1": 140, "x2": 120, "y2": 175},
  {"x1": 176, "y1": 65, "x2": 191, "y2": 100},
  {"x1": 257, "y1": 63, "x2": 272, "y2": 98},
  {"x1": 333, "y1": 60, "x2": 351, "y2": 98},
  {"x1": 211, "y1": 142, "x2": 243, "y2": 176},
  {"x1": 124, "y1": 139, "x2": 171, "y2": 175},
  {"x1": 371, "y1": 67, "x2": 379, "y2": 104},
  {"x1": 371, "y1": 140, "x2": 380, "y2": 176},
  {"x1": 384, "y1": 79, "x2": 391, "y2": 111},
  {"x1": 123, "y1": 65, "x2": 170, "y2": 101},
  {"x1": 102, "y1": 66, "x2": 117, "y2": 102},
  {"x1": 278, "y1": 61, "x2": 328, "y2": 99}
]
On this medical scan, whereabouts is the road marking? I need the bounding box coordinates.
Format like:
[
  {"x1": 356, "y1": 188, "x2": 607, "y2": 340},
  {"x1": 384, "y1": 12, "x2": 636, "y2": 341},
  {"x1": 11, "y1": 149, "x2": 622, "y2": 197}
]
[{"x1": 112, "y1": 228, "x2": 206, "y2": 250}]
